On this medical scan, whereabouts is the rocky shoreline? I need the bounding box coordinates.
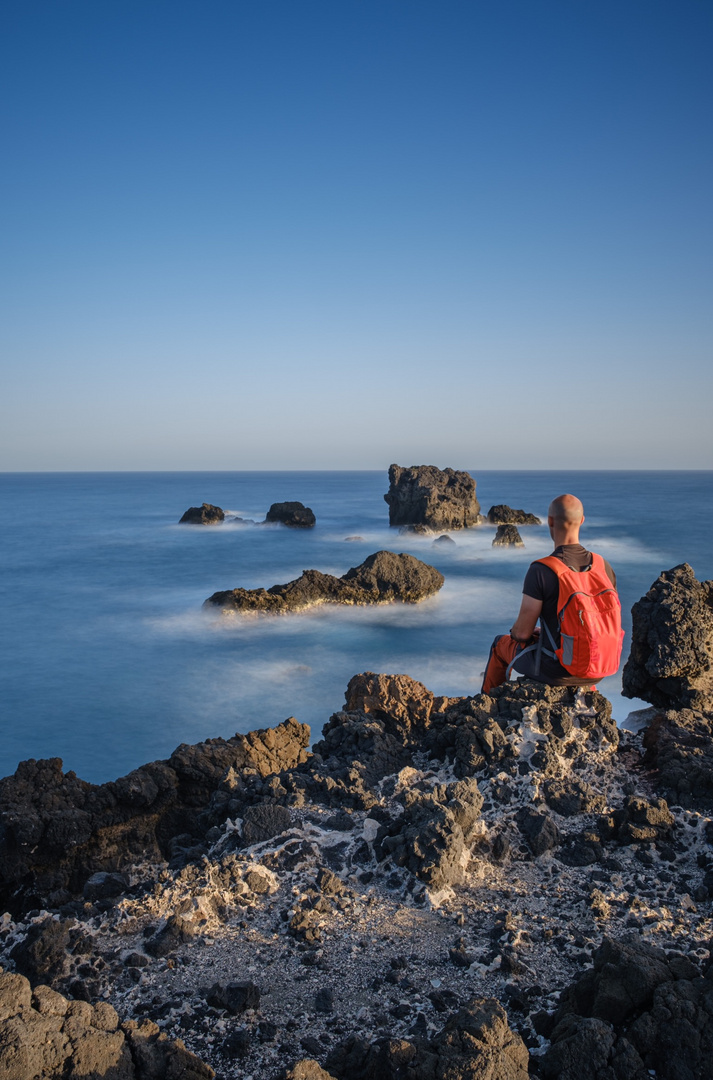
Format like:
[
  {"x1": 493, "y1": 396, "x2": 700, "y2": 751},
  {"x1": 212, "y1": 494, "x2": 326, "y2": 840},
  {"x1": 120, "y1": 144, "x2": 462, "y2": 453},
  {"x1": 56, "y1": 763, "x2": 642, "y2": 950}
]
[{"x1": 2, "y1": 565, "x2": 712, "y2": 1079}]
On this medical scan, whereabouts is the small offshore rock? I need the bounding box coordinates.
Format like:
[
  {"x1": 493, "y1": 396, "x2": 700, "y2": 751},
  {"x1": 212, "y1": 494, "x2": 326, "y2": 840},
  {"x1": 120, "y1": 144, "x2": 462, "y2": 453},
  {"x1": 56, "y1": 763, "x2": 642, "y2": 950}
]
[
  {"x1": 205, "y1": 551, "x2": 444, "y2": 614},
  {"x1": 493, "y1": 524, "x2": 524, "y2": 548},
  {"x1": 487, "y1": 505, "x2": 541, "y2": 525},
  {"x1": 265, "y1": 501, "x2": 316, "y2": 528},
  {"x1": 179, "y1": 502, "x2": 225, "y2": 525},
  {"x1": 433, "y1": 534, "x2": 456, "y2": 546}
]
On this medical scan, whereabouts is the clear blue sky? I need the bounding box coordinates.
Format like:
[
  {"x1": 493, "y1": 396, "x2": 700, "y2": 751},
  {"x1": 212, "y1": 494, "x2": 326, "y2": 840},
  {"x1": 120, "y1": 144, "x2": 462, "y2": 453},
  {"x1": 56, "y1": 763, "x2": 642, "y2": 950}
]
[{"x1": 1, "y1": 0, "x2": 711, "y2": 470}]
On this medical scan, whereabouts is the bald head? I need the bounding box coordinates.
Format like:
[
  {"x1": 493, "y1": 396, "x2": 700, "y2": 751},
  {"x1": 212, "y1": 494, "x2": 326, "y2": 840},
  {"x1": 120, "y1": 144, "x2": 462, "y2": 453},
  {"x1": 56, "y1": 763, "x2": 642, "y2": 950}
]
[
  {"x1": 548, "y1": 494, "x2": 584, "y2": 525},
  {"x1": 547, "y1": 494, "x2": 584, "y2": 544}
]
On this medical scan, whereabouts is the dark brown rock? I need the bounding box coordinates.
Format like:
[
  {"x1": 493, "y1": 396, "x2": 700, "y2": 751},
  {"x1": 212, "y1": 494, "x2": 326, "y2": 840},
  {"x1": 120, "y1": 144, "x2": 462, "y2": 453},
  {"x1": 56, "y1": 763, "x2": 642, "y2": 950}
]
[
  {"x1": 326, "y1": 997, "x2": 528, "y2": 1079},
  {"x1": 622, "y1": 563, "x2": 713, "y2": 711},
  {"x1": 265, "y1": 502, "x2": 316, "y2": 528},
  {"x1": 179, "y1": 503, "x2": 225, "y2": 525},
  {"x1": 642, "y1": 708, "x2": 713, "y2": 809},
  {"x1": 0, "y1": 971, "x2": 214, "y2": 1079},
  {"x1": 0, "y1": 718, "x2": 309, "y2": 917},
  {"x1": 384, "y1": 464, "x2": 481, "y2": 530},
  {"x1": 204, "y1": 551, "x2": 444, "y2": 614},
  {"x1": 487, "y1": 505, "x2": 541, "y2": 525},
  {"x1": 492, "y1": 524, "x2": 524, "y2": 548}
]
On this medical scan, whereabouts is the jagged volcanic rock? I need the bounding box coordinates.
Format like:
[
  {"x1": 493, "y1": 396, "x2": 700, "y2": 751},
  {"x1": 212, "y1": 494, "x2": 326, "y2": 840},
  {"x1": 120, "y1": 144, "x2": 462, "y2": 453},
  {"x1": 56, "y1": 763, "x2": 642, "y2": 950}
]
[
  {"x1": 642, "y1": 707, "x2": 713, "y2": 810},
  {"x1": 204, "y1": 551, "x2": 444, "y2": 614},
  {"x1": 541, "y1": 936, "x2": 713, "y2": 1080},
  {"x1": 384, "y1": 464, "x2": 481, "y2": 530},
  {"x1": 325, "y1": 997, "x2": 528, "y2": 1079},
  {"x1": 0, "y1": 971, "x2": 214, "y2": 1079},
  {"x1": 179, "y1": 503, "x2": 225, "y2": 525},
  {"x1": 0, "y1": 719, "x2": 309, "y2": 916},
  {"x1": 487, "y1": 505, "x2": 541, "y2": 526},
  {"x1": 493, "y1": 524, "x2": 524, "y2": 548},
  {"x1": 265, "y1": 502, "x2": 316, "y2": 528},
  {"x1": 622, "y1": 563, "x2": 713, "y2": 711}
]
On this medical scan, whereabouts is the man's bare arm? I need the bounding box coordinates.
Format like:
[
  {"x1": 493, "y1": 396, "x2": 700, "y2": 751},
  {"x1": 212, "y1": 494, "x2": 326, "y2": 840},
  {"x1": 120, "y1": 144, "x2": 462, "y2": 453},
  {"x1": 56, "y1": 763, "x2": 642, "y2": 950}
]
[{"x1": 510, "y1": 594, "x2": 542, "y2": 642}]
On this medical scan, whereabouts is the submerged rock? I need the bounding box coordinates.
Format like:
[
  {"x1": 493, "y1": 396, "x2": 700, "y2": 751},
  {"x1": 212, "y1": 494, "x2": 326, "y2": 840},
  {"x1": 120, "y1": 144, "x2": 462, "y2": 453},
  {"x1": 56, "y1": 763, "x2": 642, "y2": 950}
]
[
  {"x1": 179, "y1": 502, "x2": 225, "y2": 525},
  {"x1": 623, "y1": 563, "x2": 713, "y2": 711},
  {"x1": 433, "y1": 534, "x2": 456, "y2": 546},
  {"x1": 492, "y1": 524, "x2": 524, "y2": 548},
  {"x1": 384, "y1": 464, "x2": 481, "y2": 530},
  {"x1": 265, "y1": 501, "x2": 316, "y2": 528},
  {"x1": 487, "y1": 505, "x2": 541, "y2": 525},
  {"x1": 204, "y1": 551, "x2": 444, "y2": 615}
]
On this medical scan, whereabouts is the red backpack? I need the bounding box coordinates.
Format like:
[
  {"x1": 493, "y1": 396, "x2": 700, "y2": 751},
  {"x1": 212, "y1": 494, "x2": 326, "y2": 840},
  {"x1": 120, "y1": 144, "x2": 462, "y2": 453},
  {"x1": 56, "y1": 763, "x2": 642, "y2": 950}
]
[{"x1": 536, "y1": 553, "x2": 624, "y2": 680}]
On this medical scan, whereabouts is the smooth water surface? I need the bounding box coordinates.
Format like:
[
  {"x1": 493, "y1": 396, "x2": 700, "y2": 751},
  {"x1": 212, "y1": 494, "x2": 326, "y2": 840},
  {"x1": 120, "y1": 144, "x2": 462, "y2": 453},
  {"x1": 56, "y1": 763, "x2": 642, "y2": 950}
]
[{"x1": 1, "y1": 471, "x2": 711, "y2": 782}]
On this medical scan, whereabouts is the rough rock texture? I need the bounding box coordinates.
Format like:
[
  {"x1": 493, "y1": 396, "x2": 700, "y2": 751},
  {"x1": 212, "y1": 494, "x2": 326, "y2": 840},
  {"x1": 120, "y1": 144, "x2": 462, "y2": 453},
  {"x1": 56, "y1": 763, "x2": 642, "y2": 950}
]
[
  {"x1": 642, "y1": 708, "x2": 713, "y2": 810},
  {"x1": 2, "y1": 660, "x2": 713, "y2": 1080},
  {"x1": 179, "y1": 503, "x2": 225, "y2": 525},
  {"x1": 384, "y1": 464, "x2": 481, "y2": 530},
  {"x1": 0, "y1": 971, "x2": 213, "y2": 1079},
  {"x1": 487, "y1": 506, "x2": 541, "y2": 526},
  {"x1": 622, "y1": 563, "x2": 713, "y2": 711},
  {"x1": 0, "y1": 718, "x2": 309, "y2": 916},
  {"x1": 326, "y1": 997, "x2": 528, "y2": 1079},
  {"x1": 493, "y1": 525, "x2": 524, "y2": 548},
  {"x1": 541, "y1": 936, "x2": 713, "y2": 1080},
  {"x1": 265, "y1": 502, "x2": 316, "y2": 529},
  {"x1": 204, "y1": 551, "x2": 444, "y2": 615}
]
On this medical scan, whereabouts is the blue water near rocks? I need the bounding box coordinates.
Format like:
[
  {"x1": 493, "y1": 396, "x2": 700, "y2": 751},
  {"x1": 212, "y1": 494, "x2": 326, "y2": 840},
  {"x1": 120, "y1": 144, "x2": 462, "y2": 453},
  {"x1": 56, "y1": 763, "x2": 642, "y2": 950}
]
[{"x1": 1, "y1": 470, "x2": 711, "y2": 784}]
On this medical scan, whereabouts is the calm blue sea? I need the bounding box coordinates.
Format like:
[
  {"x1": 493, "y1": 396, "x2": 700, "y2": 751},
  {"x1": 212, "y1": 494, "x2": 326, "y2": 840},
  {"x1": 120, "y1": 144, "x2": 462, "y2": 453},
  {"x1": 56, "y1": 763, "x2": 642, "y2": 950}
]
[{"x1": 1, "y1": 471, "x2": 711, "y2": 784}]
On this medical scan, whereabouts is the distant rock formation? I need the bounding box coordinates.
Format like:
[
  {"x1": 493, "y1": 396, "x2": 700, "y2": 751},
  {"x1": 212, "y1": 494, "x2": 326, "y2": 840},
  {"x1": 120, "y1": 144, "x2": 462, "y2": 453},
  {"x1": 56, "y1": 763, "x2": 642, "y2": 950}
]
[
  {"x1": 265, "y1": 502, "x2": 316, "y2": 528},
  {"x1": 179, "y1": 502, "x2": 225, "y2": 525},
  {"x1": 384, "y1": 464, "x2": 481, "y2": 530},
  {"x1": 433, "y1": 534, "x2": 456, "y2": 546},
  {"x1": 204, "y1": 551, "x2": 444, "y2": 615},
  {"x1": 623, "y1": 563, "x2": 713, "y2": 711},
  {"x1": 487, "y1": 504, "x2": 541, "y2": 525},
  {"x1": 492, "y1": 524, "x2": 524, "y2": 548}
]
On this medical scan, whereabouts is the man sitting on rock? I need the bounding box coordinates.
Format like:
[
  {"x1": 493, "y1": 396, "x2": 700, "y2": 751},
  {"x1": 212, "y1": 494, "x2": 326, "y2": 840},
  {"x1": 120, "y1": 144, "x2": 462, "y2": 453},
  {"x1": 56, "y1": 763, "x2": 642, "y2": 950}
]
[{"x1": 481, "y1": 494, "x2": 620, "y2": 693}]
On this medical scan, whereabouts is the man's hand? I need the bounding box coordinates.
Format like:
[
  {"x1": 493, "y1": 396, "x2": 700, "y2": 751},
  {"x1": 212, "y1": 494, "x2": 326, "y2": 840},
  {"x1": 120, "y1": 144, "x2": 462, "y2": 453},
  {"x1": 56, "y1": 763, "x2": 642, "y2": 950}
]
[{"x1": 510, "y1": 594, "x2": 542, "y2": 642}]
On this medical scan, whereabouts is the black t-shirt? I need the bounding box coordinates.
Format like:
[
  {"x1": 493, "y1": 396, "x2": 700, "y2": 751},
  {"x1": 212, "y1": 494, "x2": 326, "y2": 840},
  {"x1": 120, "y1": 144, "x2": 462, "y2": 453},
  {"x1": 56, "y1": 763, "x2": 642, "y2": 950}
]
[{"x1": 514, "y1": 544, "x2": 617, "y2": 686}]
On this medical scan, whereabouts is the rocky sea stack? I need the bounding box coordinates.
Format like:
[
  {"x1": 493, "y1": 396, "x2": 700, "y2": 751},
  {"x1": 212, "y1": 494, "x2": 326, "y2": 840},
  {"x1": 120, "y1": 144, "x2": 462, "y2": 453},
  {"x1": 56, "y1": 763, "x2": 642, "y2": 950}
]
[
  {"x1": 384, "y1": 464, "x2": 481, "y2": 531},
  {"x1": 265, "y1": 502, "x2": 316, "y2": 529},
  {"x1": 204, "y1": 551, "x2": 444, "y2": 615},
  {"x1": 492, "y1": 525, "x2": 524, "y2": 548},
  {"x1": 179, "y1": 503, "x2": 225, "y2": 525},
  {"x1": 487, "y1": 505, "x2": 541, "y2": 526}
]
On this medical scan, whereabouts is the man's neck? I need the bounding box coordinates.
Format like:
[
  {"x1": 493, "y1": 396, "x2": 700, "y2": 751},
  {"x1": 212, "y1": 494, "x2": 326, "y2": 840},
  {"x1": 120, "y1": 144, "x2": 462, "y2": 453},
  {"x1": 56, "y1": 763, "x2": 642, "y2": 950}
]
[{"x1": 551, "y1": 530, "x2": 581, "y2": 547}]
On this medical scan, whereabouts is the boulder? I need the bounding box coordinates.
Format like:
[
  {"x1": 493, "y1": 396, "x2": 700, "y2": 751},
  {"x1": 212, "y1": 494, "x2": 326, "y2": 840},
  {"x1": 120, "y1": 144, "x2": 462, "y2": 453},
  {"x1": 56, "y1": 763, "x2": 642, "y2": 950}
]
[
  {"x1": 179, "y1": 503, "x2": 224, "y2": 525},
  {"x1": 622, "y1": 563, "x2": 713, "y2": 711},
  {"x1": 326, "y1": 997, "x2": 528, "y2": 1080},
  {"x1": 642, "y1": 708, "x2": 713, "y2": 809},
  {"x1": 433, "y1": 534, "x2": 456, "y2": 546},
  {"x1": 492, "y1": 525, "x2": 524, "y2": 548},
  {"x1": 265, "y1": 502, "x2": 316, "y2": 528},
  {"x1": 541, "y1": 936, "x2": 713, "y2": 1080},
  {"x1": 0, "y1": 971, "x2": 213, "y2": 1079},
  {"x1": 384, "y1": 464, "x2": 481, "y2": 530},
  {"x1": 487, "y1": 505, "x2": 541, "y2": 525},
  {"x1": 204, "y1": 551, "x2": 444, "y2": 614},
  {"x1": 0, "y1": 718, "x2": 309, "y2": 917}
]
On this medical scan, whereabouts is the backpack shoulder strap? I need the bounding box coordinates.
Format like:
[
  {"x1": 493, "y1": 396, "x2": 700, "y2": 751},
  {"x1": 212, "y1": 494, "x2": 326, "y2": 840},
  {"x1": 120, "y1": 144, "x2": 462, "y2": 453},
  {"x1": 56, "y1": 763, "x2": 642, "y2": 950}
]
[{"x1": 535, "y1": 555, "x2": 568, "y2": 576}]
